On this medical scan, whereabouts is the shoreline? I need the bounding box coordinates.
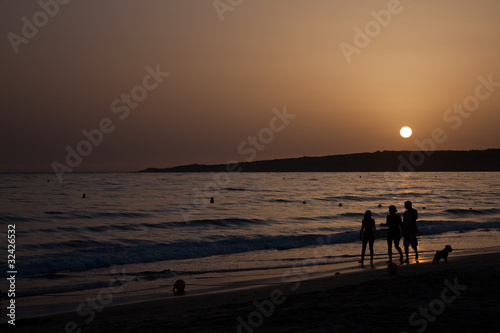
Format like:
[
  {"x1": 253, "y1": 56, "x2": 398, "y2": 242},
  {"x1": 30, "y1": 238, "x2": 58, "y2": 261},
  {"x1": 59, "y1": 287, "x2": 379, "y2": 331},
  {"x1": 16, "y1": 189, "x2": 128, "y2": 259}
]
[
  {"x1": 6, "y1": 249, "x2": 500, "y2": 332},
  {"x1": 12, "y1": 242, "x2": 499, "y2": 320}
]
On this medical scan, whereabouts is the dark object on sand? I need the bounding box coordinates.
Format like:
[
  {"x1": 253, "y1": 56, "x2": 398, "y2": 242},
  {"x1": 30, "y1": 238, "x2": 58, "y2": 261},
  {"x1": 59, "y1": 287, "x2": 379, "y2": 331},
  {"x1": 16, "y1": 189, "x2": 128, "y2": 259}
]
[
  {"x1": 173, "y1": 279, "x2": 186, "y2": 296},
  {"x1": 387, "y1": 262, "x2": 398, "y2": 275},
  {"x1": 433, "y1": 245, "x2": 453, "y2": 264}
]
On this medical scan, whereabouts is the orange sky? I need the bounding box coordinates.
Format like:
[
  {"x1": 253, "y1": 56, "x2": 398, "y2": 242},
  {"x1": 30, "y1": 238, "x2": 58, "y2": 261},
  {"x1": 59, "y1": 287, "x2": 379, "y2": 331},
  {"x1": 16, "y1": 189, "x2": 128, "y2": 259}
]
[{"x1": 1, "y1": 0, "x2": 499, "y2": 172}]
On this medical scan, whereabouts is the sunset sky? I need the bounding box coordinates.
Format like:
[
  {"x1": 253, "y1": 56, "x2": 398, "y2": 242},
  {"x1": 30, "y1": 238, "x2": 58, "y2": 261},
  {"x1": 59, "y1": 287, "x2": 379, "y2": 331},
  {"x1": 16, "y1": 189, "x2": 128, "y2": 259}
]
[{"x1": 1, "y1": 0, "x2": 499, "y2": 173}]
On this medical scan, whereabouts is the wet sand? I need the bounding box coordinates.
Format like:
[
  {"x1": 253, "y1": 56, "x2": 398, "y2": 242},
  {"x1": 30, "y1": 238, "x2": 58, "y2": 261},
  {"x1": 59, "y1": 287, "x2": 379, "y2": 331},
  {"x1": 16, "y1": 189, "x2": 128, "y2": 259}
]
[{"x1": 6, "y1": 250, "x2": 500, "y2": 332}]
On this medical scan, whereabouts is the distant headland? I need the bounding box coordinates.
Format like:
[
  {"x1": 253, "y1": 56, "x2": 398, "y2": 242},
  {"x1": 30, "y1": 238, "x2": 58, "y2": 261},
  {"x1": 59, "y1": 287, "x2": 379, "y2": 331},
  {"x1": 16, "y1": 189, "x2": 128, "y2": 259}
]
[{"x1": 140, "y1": 149, "x2": 500, "y2": 173}]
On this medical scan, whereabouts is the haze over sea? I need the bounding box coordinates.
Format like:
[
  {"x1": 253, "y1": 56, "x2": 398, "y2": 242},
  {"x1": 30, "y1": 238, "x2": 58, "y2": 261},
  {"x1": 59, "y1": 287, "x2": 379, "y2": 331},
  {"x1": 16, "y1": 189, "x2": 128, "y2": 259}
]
[{"x1": 1, "y1": 172, "x2": 499, "y2": 317}]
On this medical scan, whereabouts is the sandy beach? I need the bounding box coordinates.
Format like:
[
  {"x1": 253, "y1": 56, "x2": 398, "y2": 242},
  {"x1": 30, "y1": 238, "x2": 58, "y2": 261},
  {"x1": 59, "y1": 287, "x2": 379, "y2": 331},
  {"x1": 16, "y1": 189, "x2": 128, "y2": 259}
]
[{"x1": 5, "y1": 249, "x2": 499, "y2": 333}]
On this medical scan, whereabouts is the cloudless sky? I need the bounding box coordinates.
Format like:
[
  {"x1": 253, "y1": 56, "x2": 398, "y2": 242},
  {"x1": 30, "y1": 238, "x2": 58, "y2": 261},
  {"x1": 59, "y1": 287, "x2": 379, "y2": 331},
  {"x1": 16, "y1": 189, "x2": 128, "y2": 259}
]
[{"x1": 1, "y1": 0, "x2": 499, "y2": 173}]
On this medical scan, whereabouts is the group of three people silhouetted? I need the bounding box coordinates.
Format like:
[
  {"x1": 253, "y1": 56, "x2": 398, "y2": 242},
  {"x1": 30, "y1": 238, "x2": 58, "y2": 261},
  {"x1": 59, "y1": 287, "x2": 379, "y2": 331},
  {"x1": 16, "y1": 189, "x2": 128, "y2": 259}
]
[{"x1": 359, "y1": 201, "x2": 419, "y2": 268}]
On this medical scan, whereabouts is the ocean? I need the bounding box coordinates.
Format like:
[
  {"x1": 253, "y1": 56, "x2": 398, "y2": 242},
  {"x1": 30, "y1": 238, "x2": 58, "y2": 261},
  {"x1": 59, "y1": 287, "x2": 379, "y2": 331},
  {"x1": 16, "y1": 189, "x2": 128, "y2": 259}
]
[{"x1": 1, "y1": 172, "x2": 500, "y2": 318}]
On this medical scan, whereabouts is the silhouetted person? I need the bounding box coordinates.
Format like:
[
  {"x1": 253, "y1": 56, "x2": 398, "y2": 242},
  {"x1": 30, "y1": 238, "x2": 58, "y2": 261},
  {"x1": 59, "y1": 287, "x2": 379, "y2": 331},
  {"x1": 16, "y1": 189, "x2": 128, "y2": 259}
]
[
  {"x1": 359, "y1": 210, "x2": 376, "y2": 268},
  {"x1": 210, "y1": 197, "x2": 214, "y2": 204},
  {"x1": 384, "y1": 205, "x2": 403, "y2": 263},
  {"x1": 82, "y1": 193, "x2": 86, "y2": 198},
  {"x1": 402, "y1": 200, "x2": 419, "y2": 263}
]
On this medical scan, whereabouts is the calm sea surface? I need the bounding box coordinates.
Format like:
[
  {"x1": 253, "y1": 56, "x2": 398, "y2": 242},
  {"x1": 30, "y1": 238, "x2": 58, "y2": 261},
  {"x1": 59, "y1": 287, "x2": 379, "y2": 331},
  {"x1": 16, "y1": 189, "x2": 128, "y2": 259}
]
[{"x1": 1, "y1": 172, "x2": 499, "y2": 316}]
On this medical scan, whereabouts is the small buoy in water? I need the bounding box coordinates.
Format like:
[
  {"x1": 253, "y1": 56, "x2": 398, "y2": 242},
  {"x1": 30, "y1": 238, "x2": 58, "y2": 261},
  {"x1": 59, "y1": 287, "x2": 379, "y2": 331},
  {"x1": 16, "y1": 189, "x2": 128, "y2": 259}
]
[
  {"x1": 210, "y1": 197, "x2": 214, "y2": 203},
  {"x1": 303, "y1": 201, "x2": 306, "y2": 204},
  {"x1": 82, "y1": 193, "x2": 86, "y2": 198},
  {"x1": 422, "y1": 207, "x2": 426, "y2": 210},
  {"x1": 387, "y1": 262, "x2": 398, "y2": 275},
  {"x1": 378, "y1": 204, "x2": 382, "y2": 208},
  {"x1": 339, "y1": 203, "x2": 343, "y2": 207},
  {"x1": 173, "y1": 279, "x2": 186, "y2": 296}
]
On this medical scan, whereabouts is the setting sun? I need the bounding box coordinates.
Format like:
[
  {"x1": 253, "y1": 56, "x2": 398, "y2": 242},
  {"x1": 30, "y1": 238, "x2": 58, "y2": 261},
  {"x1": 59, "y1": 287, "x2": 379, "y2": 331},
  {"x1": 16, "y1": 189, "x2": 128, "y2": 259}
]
[{"x1": 400, "y1": 126, "x2": 412, "y2": 139}]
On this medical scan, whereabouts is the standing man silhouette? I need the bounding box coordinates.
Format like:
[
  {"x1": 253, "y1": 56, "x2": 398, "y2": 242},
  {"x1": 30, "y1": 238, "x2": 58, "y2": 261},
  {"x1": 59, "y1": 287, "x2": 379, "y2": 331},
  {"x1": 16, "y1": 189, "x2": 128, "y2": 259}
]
[{"x1": 402, "y1": 201, "x2": 419, "y2": 263}]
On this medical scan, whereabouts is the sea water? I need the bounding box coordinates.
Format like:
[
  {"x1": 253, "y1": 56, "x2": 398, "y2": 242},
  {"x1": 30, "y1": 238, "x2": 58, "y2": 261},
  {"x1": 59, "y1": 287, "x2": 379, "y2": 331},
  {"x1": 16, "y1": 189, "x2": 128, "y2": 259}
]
[{"x1": 0, "y1": 172, "x2": 499, "y2": 317}]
